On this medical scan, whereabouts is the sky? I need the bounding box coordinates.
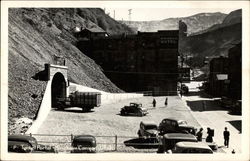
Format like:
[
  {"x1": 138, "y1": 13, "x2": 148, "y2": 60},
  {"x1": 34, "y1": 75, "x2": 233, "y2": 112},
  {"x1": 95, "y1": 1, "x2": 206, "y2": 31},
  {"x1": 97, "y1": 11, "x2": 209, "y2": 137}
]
[{"x1": 104, "y1": 8, "x2": 239, "y2": 21}]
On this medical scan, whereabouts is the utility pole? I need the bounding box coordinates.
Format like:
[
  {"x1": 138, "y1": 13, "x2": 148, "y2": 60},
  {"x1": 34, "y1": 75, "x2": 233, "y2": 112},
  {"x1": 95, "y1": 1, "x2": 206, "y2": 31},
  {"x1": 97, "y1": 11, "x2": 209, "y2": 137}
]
[{"x1": 128, "y1": 9, "x2": 132, "y2": 23}]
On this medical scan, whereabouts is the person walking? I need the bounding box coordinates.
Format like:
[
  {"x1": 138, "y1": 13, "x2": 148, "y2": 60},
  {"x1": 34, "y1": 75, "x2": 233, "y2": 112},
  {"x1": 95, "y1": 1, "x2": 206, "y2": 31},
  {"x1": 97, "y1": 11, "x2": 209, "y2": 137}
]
[
  {"x1": 152, "y1": 98, "x2": 156, "y2": 108},
  {"x1": 165, "y1": 97, "x2": 168, "y2": 106},
  {"x1": 223, "y1": 127, "x2": 230, "y2": 148},
  {"x1": 196, "y1": 128, "x2": 203, "y2": 141}
]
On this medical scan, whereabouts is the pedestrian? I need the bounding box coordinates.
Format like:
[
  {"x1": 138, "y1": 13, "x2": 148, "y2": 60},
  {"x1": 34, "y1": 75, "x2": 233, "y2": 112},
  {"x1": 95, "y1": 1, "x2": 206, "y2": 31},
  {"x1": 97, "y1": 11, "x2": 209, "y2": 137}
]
[
  {"x1": 232, "y1": 149, "x2": 235, "y2": 154},
  {"x1": 196, "y1": 128, "x2": 203, "y2": 141},
  {"x1": 165, "y1": 97, "x2": 168, "y2": 106},
  {"x1": 152, "y1": 98, "x2": 156, "y2": 107},
  {"x1": 202, "y1": 101, "x2": 206, "y2": 111},
  {"x1": 223, "y1": 127, "x2": 230, "y2": 148},
  {"x1": 206, "y1": 127, "x2": 213, "y2": 143}
]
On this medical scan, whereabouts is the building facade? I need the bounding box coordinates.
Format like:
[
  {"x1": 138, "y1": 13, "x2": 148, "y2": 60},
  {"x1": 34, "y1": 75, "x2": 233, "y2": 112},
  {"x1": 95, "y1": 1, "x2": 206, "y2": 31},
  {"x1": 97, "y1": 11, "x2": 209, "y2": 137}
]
[
  {"x1": 228, "y1": 42, "x2": 242, "y2": 100},
  {"x1": 77, "y1": 29, "x2": 179, "y2": 96},
  {"x1": 208, "y1": 56, "x2": 229, "y2": 97}
]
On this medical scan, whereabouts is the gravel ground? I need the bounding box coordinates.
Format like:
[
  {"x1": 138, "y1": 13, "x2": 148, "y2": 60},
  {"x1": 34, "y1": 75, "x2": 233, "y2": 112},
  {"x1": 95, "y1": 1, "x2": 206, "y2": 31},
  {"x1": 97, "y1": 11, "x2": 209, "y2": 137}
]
[{"x1": 36, "y1": 96, "x2": 201, "y2": 153}]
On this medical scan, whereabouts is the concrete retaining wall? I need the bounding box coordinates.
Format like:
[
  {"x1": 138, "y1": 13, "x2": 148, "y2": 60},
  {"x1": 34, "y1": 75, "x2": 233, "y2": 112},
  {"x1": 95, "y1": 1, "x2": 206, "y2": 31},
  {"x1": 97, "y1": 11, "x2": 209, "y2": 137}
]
[
  {"x1": 69, "y1": 82, "x2": 143, "y2": 104},
  {"x1": 26, "y1": 81, "x2": 52, "y2": 134}
]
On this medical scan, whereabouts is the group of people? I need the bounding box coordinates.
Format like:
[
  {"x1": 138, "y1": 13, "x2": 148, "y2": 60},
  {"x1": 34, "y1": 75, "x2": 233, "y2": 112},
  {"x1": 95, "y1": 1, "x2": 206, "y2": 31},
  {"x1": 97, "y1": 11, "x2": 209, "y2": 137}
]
[
  {"x1": 152, "y1": 97, "x2": 168, "y2": 107},
  {"x1": 196, "y1": 127, "x2": 230, "y2": 148}
]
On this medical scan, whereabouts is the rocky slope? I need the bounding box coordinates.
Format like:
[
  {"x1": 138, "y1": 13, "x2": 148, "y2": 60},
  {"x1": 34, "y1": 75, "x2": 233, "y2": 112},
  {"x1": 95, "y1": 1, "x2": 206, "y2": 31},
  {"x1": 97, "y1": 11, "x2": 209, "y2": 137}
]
[
  {"x1": 121, "y1": 12, "x2": 227, "y2": 35},
  {"x1": 8, "y1": 8, "x2": 132, "y2": 134}
]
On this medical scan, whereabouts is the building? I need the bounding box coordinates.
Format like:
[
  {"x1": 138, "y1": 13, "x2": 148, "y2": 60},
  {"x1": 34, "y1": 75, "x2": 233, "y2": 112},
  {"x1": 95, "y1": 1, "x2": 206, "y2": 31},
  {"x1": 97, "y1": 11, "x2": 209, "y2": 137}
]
[
  {"x1": 208, "y1": 56, "x2": 229, "y2": 97},
  {"x1": 77, "y1": 29, "x2": 179, "y2": 96},
  {"x1": 228, "y1": 42, "x2": 242, "y2": 100}
]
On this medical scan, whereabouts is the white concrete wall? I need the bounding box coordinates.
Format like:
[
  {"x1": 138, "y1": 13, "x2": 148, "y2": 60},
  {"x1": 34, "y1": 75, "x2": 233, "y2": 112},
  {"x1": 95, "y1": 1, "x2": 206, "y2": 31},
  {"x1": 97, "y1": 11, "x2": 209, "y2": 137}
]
[
  {"x1": 26, "y1": 81, "x2": 52, "y2": 134},
  {"x1": 69, "y1": 82, "x2": 143, "y2": 104}
]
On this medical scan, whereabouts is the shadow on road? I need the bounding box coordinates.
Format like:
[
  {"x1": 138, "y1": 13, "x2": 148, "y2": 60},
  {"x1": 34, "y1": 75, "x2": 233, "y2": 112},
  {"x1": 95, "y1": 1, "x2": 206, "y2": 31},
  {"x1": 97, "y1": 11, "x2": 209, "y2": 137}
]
[
  {"x1": 124, "y1": 138, "x2": 159, "y2": 149},
  {"x1": 186, "y1": 100, "x2": 226, "y2": 112},
  {"x1": 227, "y1": 120, "x2": 242, "y2": 134}
]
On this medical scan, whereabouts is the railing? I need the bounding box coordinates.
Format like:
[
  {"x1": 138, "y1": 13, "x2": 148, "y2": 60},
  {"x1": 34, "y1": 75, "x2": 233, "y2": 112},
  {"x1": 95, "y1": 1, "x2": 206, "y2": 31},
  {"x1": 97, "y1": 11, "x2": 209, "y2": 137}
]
[{"x1": 27, "y1": 134, "x2": 160, "y2": 153}]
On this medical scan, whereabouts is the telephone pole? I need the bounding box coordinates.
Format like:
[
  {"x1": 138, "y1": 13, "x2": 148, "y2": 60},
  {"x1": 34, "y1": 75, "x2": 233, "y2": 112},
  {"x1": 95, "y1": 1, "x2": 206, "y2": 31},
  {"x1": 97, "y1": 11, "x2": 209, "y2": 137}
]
[{"x1": 128, "y1": 9, "x2": 132, "y2": 23}]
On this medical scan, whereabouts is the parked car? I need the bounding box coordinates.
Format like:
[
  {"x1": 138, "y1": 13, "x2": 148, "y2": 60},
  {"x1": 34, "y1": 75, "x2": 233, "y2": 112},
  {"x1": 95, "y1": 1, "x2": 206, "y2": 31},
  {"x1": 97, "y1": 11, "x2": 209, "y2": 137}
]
[
  {"x1": 137, "y1": 121, "x2": 158, "y2": 140},
  {"x1": 219, "y1": 96, "x2": 233, "y2": 108},
  {"x1": 71, "y1": 135, "x2": 96, "y2": 153},
  {"x1": 8, "y1": 135, "x2": 38, "y2": 153},
  {"x1": 157, "y1": 133, "x2": 198, "y2": 153},
  {"x1": 231, "y1": 100, "x2": 242, "y2": 114},
  {"x1": 158, "y1": 118, "x2": 196, "y2": 135},
  {"x1": 120, "y1": 103, "x2": 148, "y2": 117},
  {"x1": 8, "y1": 135, "x2": 57, "y2": 153},
  {"x1": 168, "y1": 141, "x2": 213, "y2": 153}
]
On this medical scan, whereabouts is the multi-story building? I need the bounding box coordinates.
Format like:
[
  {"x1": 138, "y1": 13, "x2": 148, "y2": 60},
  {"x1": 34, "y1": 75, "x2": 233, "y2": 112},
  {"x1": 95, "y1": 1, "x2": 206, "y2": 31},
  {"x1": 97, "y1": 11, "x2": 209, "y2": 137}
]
[
  {"x1": 208, "y1": 56, "x2": 229, "y2": 97},
  {"x1": 77, "y1": 28, "x2": 180, "y2": 96}
]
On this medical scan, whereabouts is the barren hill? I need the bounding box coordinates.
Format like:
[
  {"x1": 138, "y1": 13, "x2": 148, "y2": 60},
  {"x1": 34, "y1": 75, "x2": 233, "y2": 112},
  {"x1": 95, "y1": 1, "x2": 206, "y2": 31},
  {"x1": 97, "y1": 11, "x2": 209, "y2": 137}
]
[
  {"x1": 8, "y1": 8, "x2": 132, "y2": 134},
  {"x1": 121, "y1": 12, "x2": 227, "y2": 35}
]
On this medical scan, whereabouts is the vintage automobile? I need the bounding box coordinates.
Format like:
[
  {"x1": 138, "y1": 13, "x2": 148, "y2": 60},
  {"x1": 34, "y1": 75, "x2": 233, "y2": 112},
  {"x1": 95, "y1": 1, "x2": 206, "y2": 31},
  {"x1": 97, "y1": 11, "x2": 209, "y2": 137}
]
[
  {"x1": 168, "y1": 141, "x2": 213, "y2": 153},
  {"x1": 8, "y1": 135, "x2": 57, "y2": 153},
  {"x1": 231, "y1": 100, "x2": 242, "y2": 114},
  {"x1": 158, "y1": 118, "x2": 196, "y2": 135},
  {"x1": 8, "y1": 135, "x2": 38, "y2": 153},
  {"x1": 71, "y1": 135, "x2": 96, "y2": 153},
  {"x1": 219, "y1": 96, "x2": 234, "y2": 108},
  {"x1": 157, "y1": 133, "x2": 198, "y2": 153},
  {"x1": 137, "y1": 121, "x2": 158, "y2": 140},
  {"x1": 120, "y1": 103, "x2": 148, "y2": 117}
]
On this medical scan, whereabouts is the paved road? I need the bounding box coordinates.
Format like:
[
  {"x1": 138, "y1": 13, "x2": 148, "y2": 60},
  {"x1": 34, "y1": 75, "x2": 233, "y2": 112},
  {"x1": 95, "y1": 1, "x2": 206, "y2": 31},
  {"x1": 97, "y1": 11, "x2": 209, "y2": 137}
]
[
  {"x1": 182, "y1": 82, "x2": 242, "y2": 153},
  {"x1": 36, "y1": 96, "x2": 200, "y2": 153}
]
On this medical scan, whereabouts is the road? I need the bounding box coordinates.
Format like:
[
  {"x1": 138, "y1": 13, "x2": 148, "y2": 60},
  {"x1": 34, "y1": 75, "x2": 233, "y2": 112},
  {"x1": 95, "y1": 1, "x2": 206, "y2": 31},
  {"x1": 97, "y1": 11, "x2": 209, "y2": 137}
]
[{"x1": 182, "y1": 81, "x2": 242, "y2": 153}]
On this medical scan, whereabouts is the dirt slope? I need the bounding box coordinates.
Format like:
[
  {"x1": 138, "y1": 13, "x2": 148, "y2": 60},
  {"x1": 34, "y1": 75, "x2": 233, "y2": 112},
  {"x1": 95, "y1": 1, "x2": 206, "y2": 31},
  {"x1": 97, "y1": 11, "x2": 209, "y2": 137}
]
[{"x1": 8, "y1": 8, "x2": 130, "y2": 134}]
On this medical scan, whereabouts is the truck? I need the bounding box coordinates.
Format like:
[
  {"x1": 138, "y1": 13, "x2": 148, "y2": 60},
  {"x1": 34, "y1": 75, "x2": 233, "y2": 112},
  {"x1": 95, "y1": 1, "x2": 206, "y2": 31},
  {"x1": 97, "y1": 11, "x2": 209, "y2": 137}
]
[{"x1": 56, "y1": 91, "x2": 101, "y2": 112}]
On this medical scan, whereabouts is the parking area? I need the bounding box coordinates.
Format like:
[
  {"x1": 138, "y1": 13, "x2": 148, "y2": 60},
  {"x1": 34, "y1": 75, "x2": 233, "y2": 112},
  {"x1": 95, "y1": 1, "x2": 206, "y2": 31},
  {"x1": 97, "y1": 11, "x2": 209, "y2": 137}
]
[{"x1": 36, "y1": 96, "x2": 201, "y2": 153}]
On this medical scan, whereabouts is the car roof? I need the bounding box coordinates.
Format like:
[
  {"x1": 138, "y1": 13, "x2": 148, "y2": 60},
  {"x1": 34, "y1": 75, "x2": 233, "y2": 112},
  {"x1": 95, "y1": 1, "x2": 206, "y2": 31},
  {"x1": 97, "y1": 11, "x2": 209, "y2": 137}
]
[
  {"x1": 140, "y1": 121, "x2": 157, "y2": 126},
  {"x1": 130, "y1": 102, "x2": 141, "y2": 104},
  {"x1": 8, "y1": 140, "x2": 31, "y2": 146},
  {"x1": 8, "y1": 135, "x2": 37, "y2": 142},
  {"x1": 73, "y1": 135, "x2": 96, "y2": 141},
  {"x1": 175, "y1": 142, "x2": 212, "y2": 150},
  {"x1": 164, "y1": 133, "x2": 197, "y2": 140},
  {"x1": 162, "y1": 118, "x2": 179, "y2": 121}
]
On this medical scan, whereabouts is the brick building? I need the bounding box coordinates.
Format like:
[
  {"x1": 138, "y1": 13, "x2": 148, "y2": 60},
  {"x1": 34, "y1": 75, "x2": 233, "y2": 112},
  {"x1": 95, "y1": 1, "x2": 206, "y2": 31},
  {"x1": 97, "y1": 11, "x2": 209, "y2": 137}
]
[{"x1": 77, "y1": 28, "x2": 180, "y2": 96}]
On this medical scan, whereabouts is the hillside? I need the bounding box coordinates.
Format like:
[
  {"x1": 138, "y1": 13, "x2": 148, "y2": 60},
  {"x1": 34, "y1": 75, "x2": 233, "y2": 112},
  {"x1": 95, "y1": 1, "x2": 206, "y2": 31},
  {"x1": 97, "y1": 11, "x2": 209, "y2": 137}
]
[
  {"x1": 8, "y1": 8, "x2": 132, "y2": 134},
  {"x1": 121, "y1": 12, "x2": 227, "y2": 35},
  {"x1": 183, "y1": 9, "x2": 242, "y2": 67}
]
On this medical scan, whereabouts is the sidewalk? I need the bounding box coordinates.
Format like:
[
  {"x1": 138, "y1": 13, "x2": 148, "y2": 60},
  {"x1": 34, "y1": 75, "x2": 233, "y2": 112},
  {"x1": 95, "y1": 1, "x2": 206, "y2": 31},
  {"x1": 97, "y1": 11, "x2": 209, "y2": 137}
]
[{"x1": 180, "y1": 85, "x2": 242, "y2": 153}]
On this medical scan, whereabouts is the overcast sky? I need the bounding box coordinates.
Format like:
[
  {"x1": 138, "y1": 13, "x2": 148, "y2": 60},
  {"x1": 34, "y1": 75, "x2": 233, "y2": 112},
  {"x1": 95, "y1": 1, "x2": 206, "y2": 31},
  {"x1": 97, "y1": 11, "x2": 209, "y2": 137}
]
[{"x1": 104, "y1": 8, "x2": 238, "y2": 21}]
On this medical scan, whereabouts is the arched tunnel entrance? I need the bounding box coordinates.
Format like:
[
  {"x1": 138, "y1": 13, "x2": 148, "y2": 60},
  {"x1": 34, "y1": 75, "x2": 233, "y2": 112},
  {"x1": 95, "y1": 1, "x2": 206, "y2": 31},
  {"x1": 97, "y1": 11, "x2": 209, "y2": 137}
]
[{"x1": 51, "y1": 72, "x2": 67, "y2": 108}]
